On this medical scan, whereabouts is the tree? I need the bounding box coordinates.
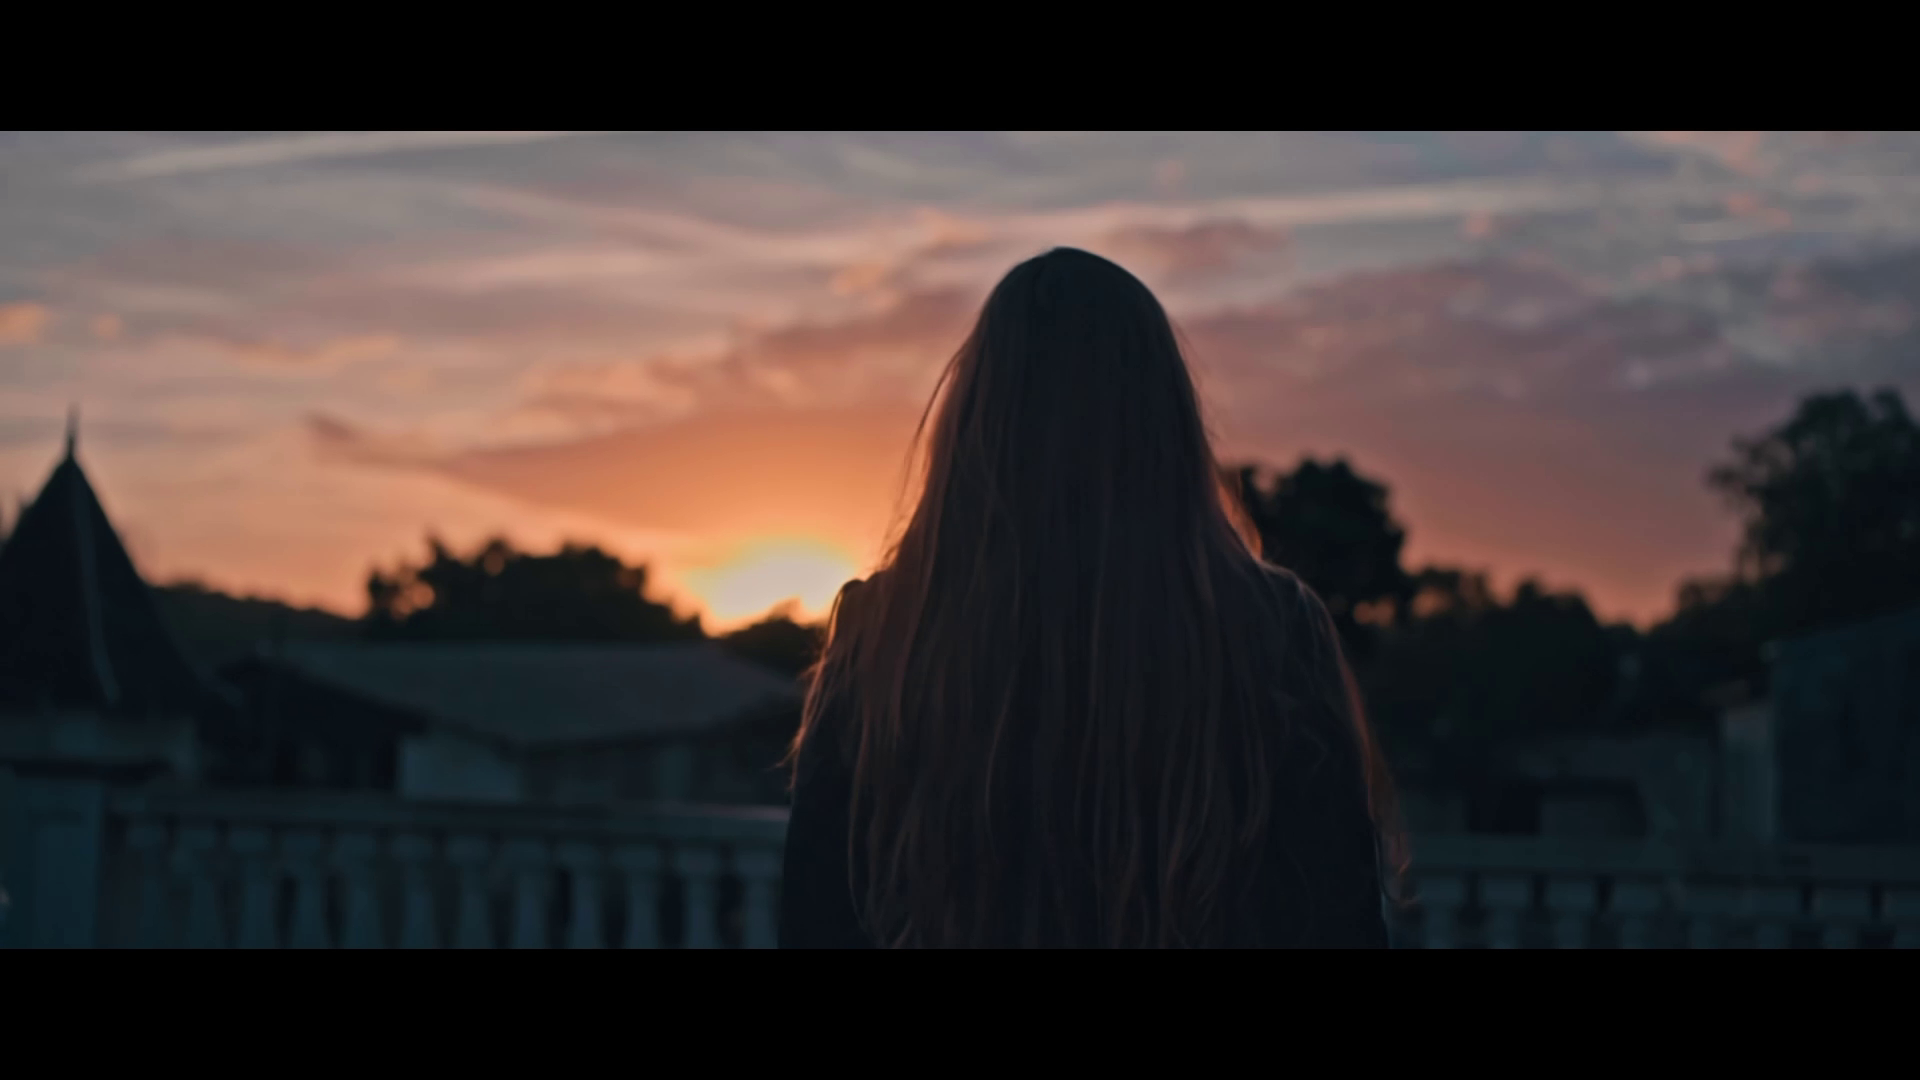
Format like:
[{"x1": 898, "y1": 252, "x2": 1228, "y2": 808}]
[
  {"x1": 1707, "y1": 386, "x2": 1920, "y2": 636},
  {"x1": 364, "y1": 535, "x2": 705, "y2": 642},
  {"x1": 1622, "y1": 574, "x2": 1774, "y2": 728},
  {"x1": 1614, "y1": 387, "x2": 1920, "y2": 725},
  {"x1": 719, "y1": 602, "x2": 825, "y2": 681},
  {"x1": 1228, "y1": 457, "x2": 1415, "y2": 662},
  {"x1": 1363, "y1": 571, "x2": 1625, "y2": 750}
]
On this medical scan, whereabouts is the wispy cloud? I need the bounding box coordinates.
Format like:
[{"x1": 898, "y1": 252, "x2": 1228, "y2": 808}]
[
  {"x1": 203, "y1": 332, "x2": 401, "y2": 371},
  {"x1": 0, "y1": 302, "x2": 50, "y2": 346},
  {"x1": 1104, "y1": 218, "x2": 1292, "y2": 279},
  {"x1": 304, "y1": 412, "x2": 442, "y2": 466},
  {"x1": 13, "y1": 131, "x2": 1920, "y2": 622},
  {"x1": 78, "y1": 131, "x2": 614, "y2": 181}
]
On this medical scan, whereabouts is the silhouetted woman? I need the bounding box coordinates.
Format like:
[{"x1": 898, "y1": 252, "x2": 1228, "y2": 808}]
[{"x1": 780, "y1": 247, "x2": 1402, "y2": 948}]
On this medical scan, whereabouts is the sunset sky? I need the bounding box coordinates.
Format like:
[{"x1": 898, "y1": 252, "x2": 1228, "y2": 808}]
[{"x1": 4, "y1": 131, "x2": 1920, "y2": 629}]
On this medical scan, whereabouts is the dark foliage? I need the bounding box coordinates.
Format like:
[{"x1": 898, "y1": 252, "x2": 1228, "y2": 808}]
[
  {"x1": 1229, "y1": 458, "x2": 1415, "y2": 663},
  {"x1": 718, "y1": 603, "x2": 825, "y2": 682},
  {"x1": 363, "y1": 535, "x2": 705, "y2": 643},
  {"x1": 1364, "y1": 571, "x2": 1625, "y2": 749},
  {"x1": 1709, "y1": 386, "x2": 1920, "y2": 634},
  {"x1": 1623, "y1": 386, "x2": 1920, "y2": 721}
]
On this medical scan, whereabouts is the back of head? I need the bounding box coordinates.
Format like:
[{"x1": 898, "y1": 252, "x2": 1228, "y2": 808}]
[{"x1": 802, "y1": 248, "x2": 1367, "y2": 947}]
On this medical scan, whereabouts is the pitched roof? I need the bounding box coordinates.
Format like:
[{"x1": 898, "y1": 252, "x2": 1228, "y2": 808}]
[
  {"x1": 230, "y1": 642, "x2": 801, "y2": 749},
  {"x1": 0, "y1": 420, "x2": 228, "y2": 719}
]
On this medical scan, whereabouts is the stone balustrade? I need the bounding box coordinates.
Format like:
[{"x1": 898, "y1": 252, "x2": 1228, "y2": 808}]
[
  {"x1": 7, "y1": 763, "x2": 1920, "y2": 947},
  {"x1": 1, "y1": 768, "x2": 786, "y2": 949},
  {"x1": 1389, "y1": 833, "x2": 1920, "y2": 948}
]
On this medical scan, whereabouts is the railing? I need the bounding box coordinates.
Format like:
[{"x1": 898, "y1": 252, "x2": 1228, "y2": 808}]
[
  {"x1": 1, "y1": 767, "x2": 784, "y2": 949},
  {"x1": 1392, "y1": 834, "x2": 1920, "y2": 948},
  {"x1": 6, "y1": 763, "x2": 1920, "y2": 947}
]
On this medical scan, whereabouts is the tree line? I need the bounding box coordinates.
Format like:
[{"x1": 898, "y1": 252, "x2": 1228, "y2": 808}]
[
  {"x1": 10, "y1": 385, "x2": 1905, "y2": 756},
  {"x1": 1240, "y1": 387, "x2": 1919, "y2": 755},
  {"x1": 336, "y1": 385, "x2": 1920, "y2": 756}
]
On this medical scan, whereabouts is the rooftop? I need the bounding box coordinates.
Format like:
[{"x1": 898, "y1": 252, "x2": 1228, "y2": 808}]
[
  {"x1": 226, "y1": 641, "x2": 801, "y2": 749},
  {"x1": 0, "y1": 416, "x2": 229, "y2": 719}
]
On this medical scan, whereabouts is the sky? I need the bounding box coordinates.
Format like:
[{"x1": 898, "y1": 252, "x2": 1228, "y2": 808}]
[{"x1": 4, "y1": 130, "x2": 1920, "y2": 629}]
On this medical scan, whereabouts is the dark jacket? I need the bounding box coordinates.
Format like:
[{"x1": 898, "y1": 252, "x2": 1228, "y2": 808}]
[{"x1": 780, "y1": 570, "x2": 1389, "y2": 948}]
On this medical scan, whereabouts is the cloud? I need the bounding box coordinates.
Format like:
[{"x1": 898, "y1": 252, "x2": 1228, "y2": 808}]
[
  {"x1": 91, "y1": 314, "x2": 122, "y2": 341},
  {"x1": 1105, "y1": 218, "x2": 1291, "y2": 279},
  {"x1": 23, "y1": 131, "x2": 1920, "y2": 628},
  {"x1": 1461, "y1": 211, "x2": 1499, "y2": 239},
  {"x1": 0, "y1": 302, "x2": 50, "y2": 346},
  {"x1": 304, "y1": 412, "x2": 441, "y2": 466},
  {"x1": 79, "y1": 131, "x2": 614, "y2": 181},
  {"x1": 1174, "y1": 254, "x2": 1821, "y2": 407},
  {"x1": 517, "y1": 283, "x2": 982, "y2": 432},
  {"x1": 1638, "y1": 131, "x2": 1772, "y2": 175},
  {"x1": 738, "y1": 285, "x2": 977, "y2": 375},
  {"x1": 1154, "y1": 159, "x2": 1186, "y2": 196},
  {"x1": 246, "y1": 240, "x2": 1920, "y2": 627},
  {"x1": 0, "y1": 415, "x2": 243, "y2": 452},
  {"x1": 205, "y1": 333, "x2": 401, "y2": 371},
  {"x1": 830, "y1": 208, "x2": 993, "y2": 298},
  {"x1": 442, "y1": 405, "x2": 926, "y2": 566}
]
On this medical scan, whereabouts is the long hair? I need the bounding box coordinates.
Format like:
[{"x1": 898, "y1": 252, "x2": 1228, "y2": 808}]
[{"x1": 794, "y1": 247, "x2": 1400, "y2": 947}]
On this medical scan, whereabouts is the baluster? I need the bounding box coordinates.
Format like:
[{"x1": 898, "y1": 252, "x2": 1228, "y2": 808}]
[
  {"x1": 283, "y1": 829, "x2": 332, "y2": 949},
  {"x1": 558, "y1": 841, "x2": 606, "y2": 949},
  {"x1": 502, "y1": 837, "x2": 552, "y2": 949},
  {"x1": 1416, "y1": 874, "x2": 1467, "y2": 949},
  {"x1": 229, "y1": 826, "x2": 280, "y2": 949},
  {"x1": 1745, "y1": 884, "x2": 1801, "y2": 949},
  {"x1": 126, "y1": 820, "x2": 173, "y2": 948},
  {"x1": 675, "y1": 845, "x2": 723, "y2": 949},
  {"x1": 615, "y1": 845, "x2": 663, "y2": 949},
  {"x1": 1812, "y1": 886, "x2": 1872, "y2": 949},
  {"x1": 1610, "y1": 879, "x2": 1663, "y2": 949},
  {"x1": 391, "y1": 832, "x2": 441, "y2": 949},
  {"x1": 1480, "y1": 874, "x2": 1531, "y2": 949},
  {"x1": 1544, "y1": 877, "x2": 1598, "y2": 949},
  {"x1": 175, "y1": 825, "x2": 227, "y2": 948},
  {"x1": 334, "y1": 831, "x2": 385, "y2": 949},
  {"x1": 1683, "y1": 884, "x2": 1737, "y2": 949},
  {"x1": 734, "y1": 846, "x2": 781, "y2": 950},
  {"x1": 1885, "y1": 889, "x2": 1920, "y2": 949},
  {"x1": 446, "y1": 834, "x2": 496, "y2": 949}
]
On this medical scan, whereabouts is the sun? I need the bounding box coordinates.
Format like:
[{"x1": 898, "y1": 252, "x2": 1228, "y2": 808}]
[{"x1": 682, "y1": 537, "x2": 860, "y2": 629}]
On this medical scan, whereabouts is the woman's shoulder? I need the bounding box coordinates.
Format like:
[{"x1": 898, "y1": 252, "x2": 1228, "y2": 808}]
[
  {"x1": 803, "y1": 576, "x2": 875, "y2": 759},
  {"x1": 1247, "y1": 559, "x2": 1336, "y2": 635}
]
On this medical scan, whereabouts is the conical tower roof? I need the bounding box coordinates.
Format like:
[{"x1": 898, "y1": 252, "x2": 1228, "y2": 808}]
[{"x1": 0, "y1": 414, "x2": 225, "y2": 718}]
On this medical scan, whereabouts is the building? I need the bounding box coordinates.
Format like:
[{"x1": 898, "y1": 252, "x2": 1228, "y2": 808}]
[
  {"x1": 1769, "y1": 605, "x2": 1920, "y2": 845},
  {"x1": 1390, "y1": 603, "x2": 1920, "y2": 849},
  {"x1": 1390, "y1": 723, "x2": 1725, "y2": 843},
  {"x1": 1, "y1": 420, "x2": 802, "y2": 809},
  {"x1": 1717, "y1": 695, "x2": 1775, "y2": 844},
  {"x1": 0, "y1": 420, "x2": 235, "y2": 778},
  {"x1": 222, "y1": 642, "x2": 801, "y2": 805},
  {"x1": 1393, "y1": 751, "x2": 1664, "y2": 840}
]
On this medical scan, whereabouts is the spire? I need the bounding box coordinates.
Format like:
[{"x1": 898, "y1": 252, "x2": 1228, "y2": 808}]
[
  {"x1": 64, "y1": 404, "x2": 79, "y2": 461},
  {"x1": 0, "y1": 423, "x2": 222, "y2": 719}
]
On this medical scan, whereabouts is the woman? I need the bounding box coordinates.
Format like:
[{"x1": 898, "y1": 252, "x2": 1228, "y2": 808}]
[{"x1": 780, "y1": 247, "x2": 1402, "y2": 948}]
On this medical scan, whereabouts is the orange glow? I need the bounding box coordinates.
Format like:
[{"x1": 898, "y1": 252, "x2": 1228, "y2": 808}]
[{"x1": 681, "y1": 537, "x2": 859, "y2": 630}]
